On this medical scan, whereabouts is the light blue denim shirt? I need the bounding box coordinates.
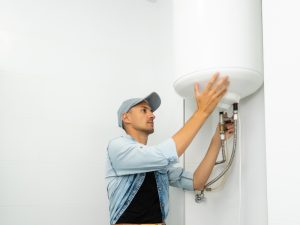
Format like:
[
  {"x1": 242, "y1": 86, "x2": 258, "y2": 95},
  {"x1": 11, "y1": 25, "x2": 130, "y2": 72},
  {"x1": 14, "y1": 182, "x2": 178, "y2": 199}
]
[{"x1": 105, "y1": 134, "x2": 194, "y2": 224}]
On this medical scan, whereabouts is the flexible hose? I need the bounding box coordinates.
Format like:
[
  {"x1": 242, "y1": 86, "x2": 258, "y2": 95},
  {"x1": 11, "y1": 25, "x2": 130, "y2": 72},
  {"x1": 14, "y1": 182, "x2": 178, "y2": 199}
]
[
  {"x1": 195, "y1": 109, "x2": 238, "y2": 202},
  {"x1": 204, "y1": 117, "x2": 238, "y2": 189}
]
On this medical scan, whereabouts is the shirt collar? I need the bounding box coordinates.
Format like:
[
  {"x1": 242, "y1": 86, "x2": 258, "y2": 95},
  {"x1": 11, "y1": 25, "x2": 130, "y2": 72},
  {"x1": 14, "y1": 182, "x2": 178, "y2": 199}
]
[{"x1": 122, "y1": 133, "x2": 136, "y2": 141}]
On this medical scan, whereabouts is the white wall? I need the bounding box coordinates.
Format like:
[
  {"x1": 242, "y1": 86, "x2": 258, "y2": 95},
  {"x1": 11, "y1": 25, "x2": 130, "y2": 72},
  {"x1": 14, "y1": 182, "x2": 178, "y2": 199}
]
[
  {"x1": 0, "y1": 1, "x2": 185, "y2": 225},
  {"x1": 2, "y1": 1, "x2": 300, "y2": 225},
  {"x1": 263, "y1": 1, "x2": 300, "y2": 225}
]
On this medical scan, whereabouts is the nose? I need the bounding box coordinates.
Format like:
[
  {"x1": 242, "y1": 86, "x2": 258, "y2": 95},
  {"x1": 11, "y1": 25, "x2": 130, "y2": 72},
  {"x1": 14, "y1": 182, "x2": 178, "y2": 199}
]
[{"x1": 150, "y1": 112, "x2": 155, "y2": 120}]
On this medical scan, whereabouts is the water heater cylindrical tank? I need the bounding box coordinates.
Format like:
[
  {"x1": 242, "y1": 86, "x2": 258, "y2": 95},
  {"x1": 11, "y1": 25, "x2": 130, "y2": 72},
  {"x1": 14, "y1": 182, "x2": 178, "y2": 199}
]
[{"x1": 173, "y1": 0, "x2": 264, "y2": 108}]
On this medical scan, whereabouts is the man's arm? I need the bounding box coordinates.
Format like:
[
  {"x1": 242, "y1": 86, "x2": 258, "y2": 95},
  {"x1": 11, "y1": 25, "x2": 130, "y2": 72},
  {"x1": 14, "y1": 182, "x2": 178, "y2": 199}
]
[
  {"x1": 172, "y1": 72, "x2": 229, "y2": 157},
  {"x1": 193, "y1": 122, "x2": 235, "y2": 190}
]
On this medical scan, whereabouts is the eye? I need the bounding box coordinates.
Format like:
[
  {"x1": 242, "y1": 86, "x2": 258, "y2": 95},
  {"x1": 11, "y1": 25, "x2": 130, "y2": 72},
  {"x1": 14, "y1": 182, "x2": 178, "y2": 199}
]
[{"x1": 141, "y1": 108, "x2": 147, "y2": 113}]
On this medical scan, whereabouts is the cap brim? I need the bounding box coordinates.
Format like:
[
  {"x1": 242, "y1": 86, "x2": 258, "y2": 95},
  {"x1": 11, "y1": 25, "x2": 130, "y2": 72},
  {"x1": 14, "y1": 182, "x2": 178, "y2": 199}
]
[{"x1": 144, "y1": 92, "x2": 161, "y2": 112}]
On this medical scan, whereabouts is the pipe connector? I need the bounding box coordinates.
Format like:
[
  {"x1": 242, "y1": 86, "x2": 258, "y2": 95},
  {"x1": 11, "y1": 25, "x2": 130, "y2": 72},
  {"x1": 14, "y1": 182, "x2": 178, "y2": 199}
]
[{"x1": 233, "y1": 103, "x2": 238, "y2": 120}]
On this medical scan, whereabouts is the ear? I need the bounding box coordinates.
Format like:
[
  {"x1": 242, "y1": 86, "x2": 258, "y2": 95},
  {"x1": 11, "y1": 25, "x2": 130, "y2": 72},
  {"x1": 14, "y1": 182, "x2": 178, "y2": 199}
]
[{"x1": 122, "y1": 112, "x2": 131, "y2": 125}]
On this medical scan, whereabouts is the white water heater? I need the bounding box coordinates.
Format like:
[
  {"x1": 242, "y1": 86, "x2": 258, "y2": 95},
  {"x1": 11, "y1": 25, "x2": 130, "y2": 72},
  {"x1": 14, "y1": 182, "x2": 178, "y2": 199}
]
[
  {"x1": 172, "y1": 1, "x2": 267, "y2": 225},
  {"x1": 173, "y1": 0, "x2": 264, "y2": 108}
]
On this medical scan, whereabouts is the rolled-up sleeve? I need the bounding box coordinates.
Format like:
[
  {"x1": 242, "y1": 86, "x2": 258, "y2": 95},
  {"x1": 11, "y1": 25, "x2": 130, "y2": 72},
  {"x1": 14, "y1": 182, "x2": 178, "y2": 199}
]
[
  {"x1": 167, "y1": 166, "x2": 194, "y2": 191},
  {"x1": 107, "y1": 136, "x2": 179, "y2": 176}
]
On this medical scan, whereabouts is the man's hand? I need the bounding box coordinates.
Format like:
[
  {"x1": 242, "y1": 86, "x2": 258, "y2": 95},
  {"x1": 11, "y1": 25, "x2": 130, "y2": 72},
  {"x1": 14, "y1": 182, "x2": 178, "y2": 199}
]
[
  {"x1": 172, "y1": 72, "x2": 230, "y2": 157},
  {"x1": 194, "y1": 73, "x2": 229, "y2": 117},
  {"x1": 224, "y1": 121, "x2": 235, "y2": 139},
  {"x1": 213, "y1": 121, "x2": 235, "y2": 142}
]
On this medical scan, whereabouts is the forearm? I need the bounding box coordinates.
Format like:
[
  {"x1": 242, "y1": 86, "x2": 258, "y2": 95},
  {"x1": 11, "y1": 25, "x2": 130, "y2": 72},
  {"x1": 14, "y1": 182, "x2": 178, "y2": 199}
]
[
  {"x1": 193, "y1": 134, "x2": 221, "y2": 190},
  {"x1": 172, "y1": 110, "x2": 208, "y2": 157}
]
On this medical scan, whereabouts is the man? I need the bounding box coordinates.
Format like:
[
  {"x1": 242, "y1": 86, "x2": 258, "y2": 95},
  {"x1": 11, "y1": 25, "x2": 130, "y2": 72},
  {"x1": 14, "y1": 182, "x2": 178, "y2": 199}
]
[{"x1": 106, "y1": 73, "x2": 234, "y2": 225}]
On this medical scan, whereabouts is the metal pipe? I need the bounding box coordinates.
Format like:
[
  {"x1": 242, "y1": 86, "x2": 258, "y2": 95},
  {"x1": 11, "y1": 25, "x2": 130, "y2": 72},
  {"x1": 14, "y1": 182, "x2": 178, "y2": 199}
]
[{"x1": 215, "y1": 112, "x2": 226, "y2": 164}]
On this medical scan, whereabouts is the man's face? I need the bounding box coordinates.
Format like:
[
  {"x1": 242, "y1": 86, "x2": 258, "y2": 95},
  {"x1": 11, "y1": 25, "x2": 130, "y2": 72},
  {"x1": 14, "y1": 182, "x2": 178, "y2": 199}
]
[{"x1": 123, "y1": 101, "x2": 155, "y2": 134}]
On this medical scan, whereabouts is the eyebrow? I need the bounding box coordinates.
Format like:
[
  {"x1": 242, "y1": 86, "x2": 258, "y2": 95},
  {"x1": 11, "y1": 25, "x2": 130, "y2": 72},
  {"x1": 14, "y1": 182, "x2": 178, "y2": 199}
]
[{"x1": 139, "y1": 105, "x2": 153, "y2": 111}]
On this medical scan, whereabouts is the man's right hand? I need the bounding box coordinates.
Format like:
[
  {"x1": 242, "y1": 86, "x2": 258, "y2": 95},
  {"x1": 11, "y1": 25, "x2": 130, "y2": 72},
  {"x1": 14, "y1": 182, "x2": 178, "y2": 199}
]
[
  {"x1": 172, "y1": 72, "x2": 229, "y2": 157},
  {"x1": 194, "y1": 72, "x2": 229, "y2": 118}
]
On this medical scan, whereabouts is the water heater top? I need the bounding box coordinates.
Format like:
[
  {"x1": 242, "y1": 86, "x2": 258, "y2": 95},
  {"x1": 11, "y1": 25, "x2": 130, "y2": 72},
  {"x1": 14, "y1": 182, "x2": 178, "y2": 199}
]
[{"x1": 173, "y1": 67, "x2": 263, "y2": 109}]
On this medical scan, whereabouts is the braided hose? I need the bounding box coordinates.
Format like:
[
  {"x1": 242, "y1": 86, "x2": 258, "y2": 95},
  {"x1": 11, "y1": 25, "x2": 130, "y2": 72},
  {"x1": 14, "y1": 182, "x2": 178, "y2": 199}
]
[{"x1": 195, "y1": 104, "x2": 238, "y2": 203}]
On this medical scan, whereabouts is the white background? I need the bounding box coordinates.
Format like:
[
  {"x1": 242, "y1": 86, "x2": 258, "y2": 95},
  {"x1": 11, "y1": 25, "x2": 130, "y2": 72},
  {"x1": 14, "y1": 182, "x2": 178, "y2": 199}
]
[
  {"x1": 0, "y1": 1, "x2": 183, "y2": 224},
  {"x1": 263, "y1": 0, "x2": 300, "y2": 224},
  {"x1": 0, "y1": 0, "x2": 299, "y2": 225}
]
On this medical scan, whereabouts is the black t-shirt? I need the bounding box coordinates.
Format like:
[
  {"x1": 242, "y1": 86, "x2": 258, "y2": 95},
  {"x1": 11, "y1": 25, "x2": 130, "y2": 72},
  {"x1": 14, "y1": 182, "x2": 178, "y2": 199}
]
[{"x1": 116, "y1": 172, "x2": 163, "y2": 223}]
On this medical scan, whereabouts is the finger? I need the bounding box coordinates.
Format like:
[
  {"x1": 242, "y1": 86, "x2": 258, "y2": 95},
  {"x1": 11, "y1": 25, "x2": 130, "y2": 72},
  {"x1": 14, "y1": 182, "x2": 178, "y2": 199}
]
[
  {"x1": 226, "y1": 131, "x2": 234, "y2": 136},
  {"x1": 226, "y1": 123, "x2": 234, "y2": 128},
  {"x1": 226, "y1": 132, "x2": 232, "y2": 136},
  {"x1": 227, "y1": 128, "x2": 234, "y2": 133},
  {"x1": 210, "y1": 81, "x2": 228, "y2": 100},
  {"x1": 227, "y1": 132, "x2": 233, "y2": 136},
  {"x1": 213, "y1": 76, "x2": 229, "y2": 90},
  {"x1": 194, "y1": 82, "x2": 201, "y2": 96},
  {"x1": 212, "y1": 90, "x2": 227, "y2": 106},
  {"x1": 225, "y1": 126, "x2": 233, "y2": 131},
  {"x1": 208, "y1": 79, "x2": 229, "y2": 107},
  {"x1": 226, "y1": 127, "x2": 233, "y2": 132},
  {"x1": 214, "y1": 85, "x2": 228, "y2": 100},
  {"x1": 214, "y1": 78, "x2": 230, "y2": 97},
  {"x1": 204, "y1": 72, "x2": 220, "y2": 92}
]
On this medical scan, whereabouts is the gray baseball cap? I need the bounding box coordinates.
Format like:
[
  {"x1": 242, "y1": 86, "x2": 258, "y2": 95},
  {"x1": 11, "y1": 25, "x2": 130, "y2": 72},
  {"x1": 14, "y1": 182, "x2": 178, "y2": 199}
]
[{"x1": 117, "y1": 92, "x2": 161, "y2": 128}]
